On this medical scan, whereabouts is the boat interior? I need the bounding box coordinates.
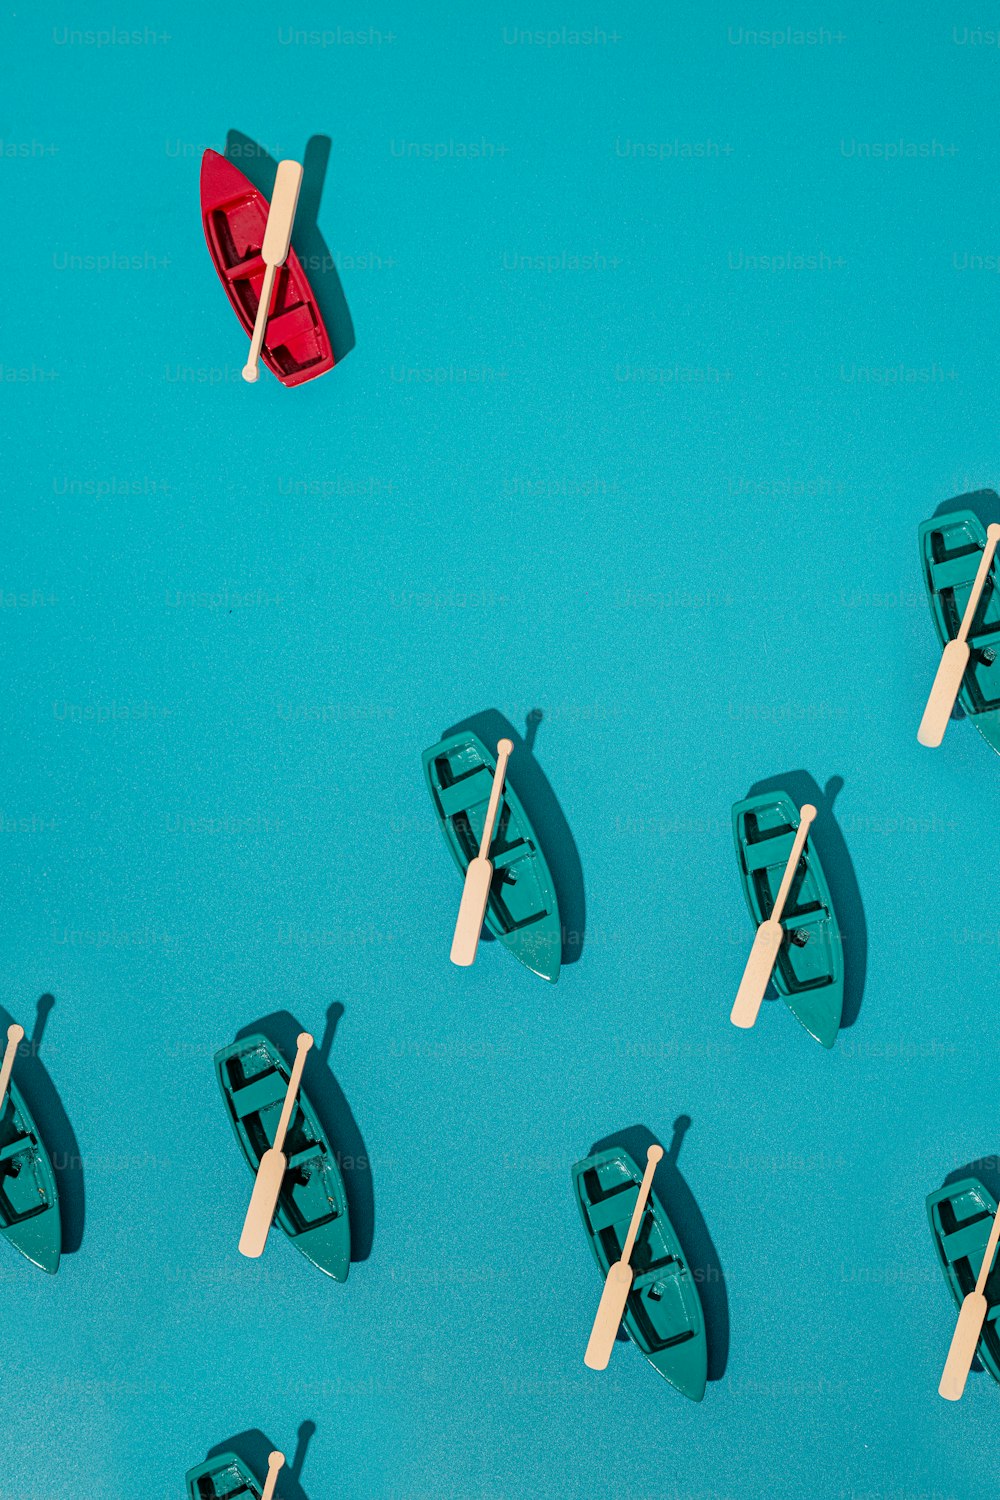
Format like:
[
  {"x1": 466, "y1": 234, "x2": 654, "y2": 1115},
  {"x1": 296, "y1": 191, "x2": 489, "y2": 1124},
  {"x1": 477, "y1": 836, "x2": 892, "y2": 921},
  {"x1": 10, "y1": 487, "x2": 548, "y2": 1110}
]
[
  {"x1": 935, "y1": 1187, "x2": 1000, "y2": 1360},
  {"x1": 927, "y1": 520, "x2": 1000, "y2": 712},
  {"x1": 581, "y1": 1165, "x2": 699, "y2": 1353},
  {"x1": 742, "y1": 809, "x2": 837, "y2": 993},
  {"x1": 431, "y1": 748, "x2": 553, "y2": 938},
  {"x1": 0, "y1": 1094, "x2": 52, "y2": 1229},
  {"x1": 221, "y1": 1046, "x2": 344, "y2": 1236},
  {"x1": 204, "y1": 191, "x2": 330, "y2": 383}
]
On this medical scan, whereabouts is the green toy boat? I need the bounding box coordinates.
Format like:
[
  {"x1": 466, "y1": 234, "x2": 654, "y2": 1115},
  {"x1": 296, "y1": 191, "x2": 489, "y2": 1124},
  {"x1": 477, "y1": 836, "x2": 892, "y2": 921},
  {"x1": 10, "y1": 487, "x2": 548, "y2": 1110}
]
[
  {"x1": 0, "y1": 1074, "x2": 60, "y2": 1274},
  {"x1": 215, "y1": 1034, "x2": 350, "y2": 1281},
  {"x1": 928, "y1": 1177, "x2": 1000, "y2": 1385},
  {"x1": 186, "y1": 1452, "x2": 265, "y2": 1499},
  {"x1": 572, "y1": 1146, "x2": 707, "y2": 1400},
  {"x1": 919, "y1": 510, "x2": 1000, "y2": 754},
  {"x1": 422, "y1": 731, "x2": 561, "y2": 982},
  {"x1": 733, "y1": 791, "x2": 844, "y2": 1048}
]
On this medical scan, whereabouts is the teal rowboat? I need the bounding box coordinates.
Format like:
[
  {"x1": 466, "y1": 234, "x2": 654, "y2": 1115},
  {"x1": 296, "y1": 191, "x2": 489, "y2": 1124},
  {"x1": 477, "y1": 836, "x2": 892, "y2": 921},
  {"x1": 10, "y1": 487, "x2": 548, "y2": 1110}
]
[
  {"x1": 733, "y1": 791, "x2": 844, "y2": 1048},
  {"x1": 423, "y1": 731, "x2": 561, "y2": 982},
  {"x1": 928, "y1": 1177, "x2": 1000, "y2": 1386},
  {"x1": 186, "y1": 1453, "x2": 265, "y2": 1499},
  {"x1": 215, "y1": 1034, "x2": 351, "y2": 1281},
  {"x1": 572, "y1": 1147, "x2": 707, "y2": 1400},
  {"x1": 919, "y1": 510, "x2": 1000, "y2": 754},
  {"x1": 0, "y1": 1074, "x2": 60, "y2": 1274}
]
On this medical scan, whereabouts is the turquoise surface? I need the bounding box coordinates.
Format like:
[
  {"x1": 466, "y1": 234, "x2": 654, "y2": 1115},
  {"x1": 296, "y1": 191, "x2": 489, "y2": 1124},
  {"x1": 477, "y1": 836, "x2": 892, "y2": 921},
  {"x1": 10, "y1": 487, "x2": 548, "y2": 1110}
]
[{"x1": 5, "y1": 4, "x2": 1000, "y2": 1496}]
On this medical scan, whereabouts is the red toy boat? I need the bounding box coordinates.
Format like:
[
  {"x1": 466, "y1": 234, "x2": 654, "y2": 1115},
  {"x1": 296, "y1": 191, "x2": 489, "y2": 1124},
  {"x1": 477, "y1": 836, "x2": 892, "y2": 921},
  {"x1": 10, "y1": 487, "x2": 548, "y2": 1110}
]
[{"x1": 200, "y1": 149, "x2": 335, "y2": 387}]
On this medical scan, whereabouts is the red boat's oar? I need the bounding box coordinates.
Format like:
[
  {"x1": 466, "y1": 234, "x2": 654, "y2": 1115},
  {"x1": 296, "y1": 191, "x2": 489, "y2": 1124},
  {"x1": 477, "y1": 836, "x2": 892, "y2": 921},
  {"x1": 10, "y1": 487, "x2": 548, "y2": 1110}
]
[{"x1": 242, "y1": 160, "x2": 303, "y2": 384}]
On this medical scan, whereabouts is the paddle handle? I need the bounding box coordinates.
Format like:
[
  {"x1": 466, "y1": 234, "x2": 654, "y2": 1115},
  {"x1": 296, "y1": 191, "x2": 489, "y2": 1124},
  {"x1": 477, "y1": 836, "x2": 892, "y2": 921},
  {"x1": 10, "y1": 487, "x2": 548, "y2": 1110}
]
[
  {"x1": 273, "y1": 1032, "x2": 313, "y2": 1154},
  {"x1": 477, "y1": 739, "x2": 514, "y2": 860},
  {"x1": 771, "y1": 804, "x2": 816, "y2": 923},
  {"x1": 620, "y1": 1144, "x2": 664, "y2": 1266},
  {"x1": 0, "y1": 1025, "x2": 23, "y2": 1111},
  {"x1": 242, "y1": 264, "x2": 278, "y2": 383},
  {"x1": 957, "y1": 523, "x2": 1000, "y2": 644},
  {"x1": 261, "y1": 1449, "x2": 285, "y2": 1500}
]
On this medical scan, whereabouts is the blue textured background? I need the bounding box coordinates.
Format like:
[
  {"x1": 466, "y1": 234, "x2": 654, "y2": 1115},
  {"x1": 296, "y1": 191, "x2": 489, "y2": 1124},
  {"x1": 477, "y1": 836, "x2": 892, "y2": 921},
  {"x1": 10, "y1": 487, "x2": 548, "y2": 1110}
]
[{"x1": 4, "y1": 4, "x2": 999, "y2": 1497}]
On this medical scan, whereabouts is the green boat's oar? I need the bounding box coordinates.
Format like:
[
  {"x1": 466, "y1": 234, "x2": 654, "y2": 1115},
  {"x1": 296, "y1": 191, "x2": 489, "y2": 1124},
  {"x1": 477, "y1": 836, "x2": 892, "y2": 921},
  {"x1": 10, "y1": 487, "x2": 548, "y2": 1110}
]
[
  {"x1": 0, "y1": 1024, "x2": 24, "y2": 1110},
  {"x1": 450, "y1": 738, "x2": 514, "y2": 967},
  {"x1": 239, "y1": 1032, "x2": 313, "y2": 1258},
  {"x1": 261, "y1": 1449, "x2": 285, "y2": 1500},
  {"x1": 939, "y1": 1199, "x2": 1000, "y2": 1400},
  {"x1": 918, "y1": 521, "x2": 1000, "y2": 747},
  {"x1": 583, "y1": 1144, "x2": 663, "y2": 1370},
  {"x1": 731, "y1": 805, "x2": 816, "y2": 1030}
]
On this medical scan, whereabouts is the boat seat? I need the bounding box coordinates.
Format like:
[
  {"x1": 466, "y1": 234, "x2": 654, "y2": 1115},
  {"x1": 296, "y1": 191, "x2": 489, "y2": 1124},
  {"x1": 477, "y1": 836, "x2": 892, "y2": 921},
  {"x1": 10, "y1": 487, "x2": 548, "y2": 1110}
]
[
  {"x1": 437, "y1": 768, "x2": 494, "y2": 819},
  {"x1": 492, "y1": 841, "x2": 530, "y2": 872},
  {"x1": 942, "y1": 1219, "x2": 992, "y2": 1267},
  {"x1": 224, "y1": 253, "x2": 265, "y2": 282},
  {"x1": 743, "y1": 832, "x2": 796, "y2": 874},
  {"x1": 288, "y1": 1143, "x2": 324, "y2": 1171},
  {"x1": 0, "y1": 1136, "x2": 31, "y2": 1165},
  {"x1": 782, "y1": 906, "x2": 828, "y2": 931},
  {"x1": 930, "y1": 553, "x2": 981, "y2": 594},
  {"x1": 586, "y1": 1185, "x2": 639, "y2": 1235},
  {"x1": 265, "y1": 302, "x2": 317, "y2": 347},
  {"x1": 231, "y1": 1070, "x2": 287, "y2": 1120},
  {"x1": 633, "y1": 1263, "x2": 682, "y2": 1292}
]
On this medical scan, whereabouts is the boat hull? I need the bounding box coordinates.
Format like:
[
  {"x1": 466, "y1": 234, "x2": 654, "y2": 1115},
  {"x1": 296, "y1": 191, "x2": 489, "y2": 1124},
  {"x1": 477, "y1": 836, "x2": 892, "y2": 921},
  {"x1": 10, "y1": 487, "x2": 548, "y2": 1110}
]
[
  {"x1": 423, "y1": 732, "x2": 561, "y2": 982},
  {"x1": 199, "y1": 149, "x2": 335, "y2": 388},
  {"x1": 732, "y1": 791, "x2": 844, "y2": 1048},
  {"x1": 572, "y1": 1147, "x2": 707, "y2": 1400},
  {"x1": 186, "y1": 1452, "x2": 264, "y2": 1499},
  {"x1": 927, "y1": 1177, "x2": 1000, "y2": 1384},
  {"x1": 215, "y1": 1035, "x2": 350, "y2": 1280},
  {"x1": 0, "y1": 1077, "x2": 60, "y2": 1274},
  {"x1": 919, "y1": 510, "x2": 1000, "y2": 754}
]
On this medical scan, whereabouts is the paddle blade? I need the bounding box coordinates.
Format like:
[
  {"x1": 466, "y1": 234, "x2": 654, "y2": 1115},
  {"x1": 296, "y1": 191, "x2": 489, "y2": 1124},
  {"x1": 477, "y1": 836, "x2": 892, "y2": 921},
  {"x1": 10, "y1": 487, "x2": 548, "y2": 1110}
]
[
  {"x1": 262, "y1": 160, "x2": 303, "y2": 264},
  {"x1": 450, "y1": 856, "x2": 493, "y2": 967},
  {"x1": 584, "y1": 1261, "x2": 633, "y2": 1370},
  {"x1": 239, "y1": 1147, "x2": 286, "y2": 1258},
  {"x1": 918, "y1": 638, "x2": 969, "y2": 747},
  {"x1": 731, "y1": 920, "x2": 782, "y2": 1029},
  {"x1": 939, "y1": 1291, "x2": 987, "y2": 1400}
]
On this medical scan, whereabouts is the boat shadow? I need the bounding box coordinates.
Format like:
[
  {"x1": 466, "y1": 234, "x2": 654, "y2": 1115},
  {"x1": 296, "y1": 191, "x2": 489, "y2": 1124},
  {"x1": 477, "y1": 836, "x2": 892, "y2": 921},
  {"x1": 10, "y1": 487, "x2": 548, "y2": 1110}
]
[
  {"x1": 938, "y1": 1156, "x2": 1000, "y2": 1378},
  {"x1": 443, "y1": 707, "x2": 586, "y2": 966},
  {"x1": 588, "y1": 1117, "x2": 729, "y2": 1381},
  {"x1": 745, "y1": 770, "x2": 867, "y2": 1032},
  {"x1": 225, "y1": 129, "x2": 356, "y2": 364},
  {"x1": 235, "y1": 1004, "x2": 374, "y2": 1262},
  {"x1": 207, "y1": 1421, "x2": 315, "y2": 1500},
  {"x1": 0, "y1": 994, "x2": 84, "y2": 1255},
  {"x1": 928, "y1": 490, "x2": 1000, "y2": 725}
]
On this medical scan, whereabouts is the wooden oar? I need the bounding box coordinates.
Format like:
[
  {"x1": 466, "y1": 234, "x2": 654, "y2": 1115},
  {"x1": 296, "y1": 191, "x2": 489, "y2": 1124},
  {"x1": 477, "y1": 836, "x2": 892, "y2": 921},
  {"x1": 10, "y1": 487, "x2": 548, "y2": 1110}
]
[
  {"x1": 939, "y1": 1201, "x2": 1000, "y2": 1400},
  {"x1": 261, "y1": 1450, "x2": 285, "y2": 1500},
  {"x1": 450, "y1": 738, "x2": 514, "y2": 967},
  {"x1": 731, "y1": 803, "x2": 816, "y2": 1030},
  {"x1": 239, "y1": 1032, "x2": 313, "y2": 1257},
  {"x1": 0, "y1": 1024, "x2": 23, "y2": 1110},
  {"x1": 919, "y1": 522, "x2": 1000, "y2": 747},
  {"x1": 241, "y1": 159, "x2": 304, "y2": 384},
  {"x1": 584, "y1": 1144, "x2": 664, "y2": 1370}
]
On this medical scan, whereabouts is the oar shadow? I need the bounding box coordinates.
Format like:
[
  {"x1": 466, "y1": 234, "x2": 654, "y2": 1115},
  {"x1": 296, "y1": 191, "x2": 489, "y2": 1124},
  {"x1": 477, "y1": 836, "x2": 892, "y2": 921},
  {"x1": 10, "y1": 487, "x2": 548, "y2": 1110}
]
[
  {"x1": 0, "y1": 994, "x2": 84, "y2": 1255},
  {"x1": 235, "y1": 1006, "x2": 374, "y2": 1262},
  {"x1": 225, "y1": 129, "x2": 356, "y2": 363},
  {"x1": 939, "y1": 1158, "x2": 1000, "y2": 1378},
  {"x1": 745, "y1": 770, "x2": 866, "y2": 1031},
  {"x1": 207, "y1": 1421, "x2": 315, "y2": 1500},
  {"x1": 443, "y1": 707, "x2": 586, "y2": 965},
  {"x1": 928, "y1": 491, "x2": 1000, "y2": 725},
  {"x1": 588, "y1": 1118, "x2": 729, "y2": 1381}
]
